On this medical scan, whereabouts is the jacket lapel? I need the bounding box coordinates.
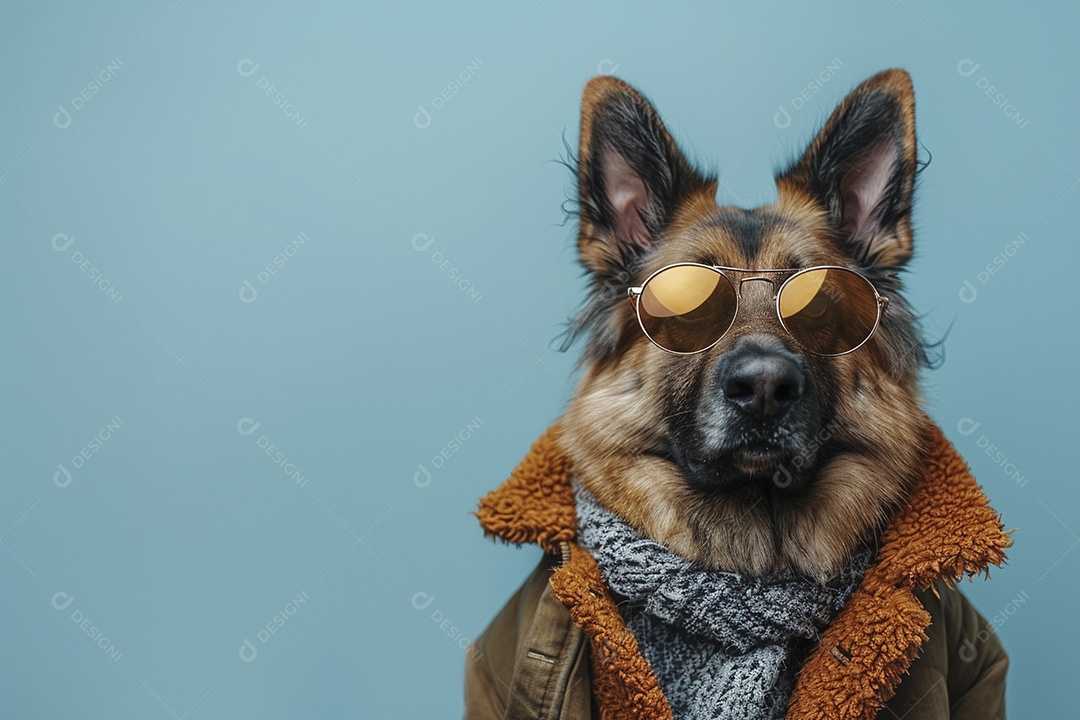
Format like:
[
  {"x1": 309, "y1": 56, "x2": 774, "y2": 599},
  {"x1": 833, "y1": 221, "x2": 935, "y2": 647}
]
[
  {"x1": 476, "y1": 420, "x2": 1012, "y2": 720},
  {"x1": 548, "y1": 543, "x2": 672, "y2": 719},
  {"x1": 784, "y1": 423, "x2": 1012, "y2": 718}
]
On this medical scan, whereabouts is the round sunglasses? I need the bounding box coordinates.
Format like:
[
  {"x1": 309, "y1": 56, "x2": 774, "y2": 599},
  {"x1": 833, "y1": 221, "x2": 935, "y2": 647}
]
[{"x1": 626, "y1": 263, "x2": 889, "y2": 356}]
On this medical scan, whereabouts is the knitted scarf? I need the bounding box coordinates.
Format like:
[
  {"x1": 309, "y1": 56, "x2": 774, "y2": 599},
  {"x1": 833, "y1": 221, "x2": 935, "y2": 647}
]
[{"x1": 573, "y1": 482, "x2": 874, "y2": 720}]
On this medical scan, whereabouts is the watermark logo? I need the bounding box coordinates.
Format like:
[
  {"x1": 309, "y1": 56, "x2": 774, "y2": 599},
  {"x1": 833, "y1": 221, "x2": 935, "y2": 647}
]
[
  {"x1": 956, "y1": 59, "x2": 1028, "y2": 130},
  {"x1": 410, "y1": 233, "x2": 482, "y2": 304},
  {"x1": 772, "y1": 418, "x2": 842, "y2": 488},
  {"x1": 54, "y1": 416, "x2": 123, "y2": 488},
  {"x1": 956, "y1": 418, "x2": 1028, "y2": 487},
  {"x1": 51, "y1": 591, "x2": 123, "y2": 662},
  {"x1": 596, "y1": 59, "x2": 621, "y2": 75},
  {"x1": 414, "y1": 416, "x2": 483, "y2": 487},
  {"x1": 53, "y1": 58, "x2": 124, "y2": 130},
  {"x1": 958, "y1": 232, "x2": 1028, "y2": 303},
  {"x1": 50, "y1": 233, "x2": 122, "y2": 304},
  {"x1": 237, "y1": 417, "x2": 309, "y2": 488},
  {"x1": 958, "y1": 590, "x2": 1029, "y2": 662},
  {"x1": 411, "y1": 591, "x2": 472, "y2": 651},
  {"x1": 413, "y1": 58, "x2": 483, "y2": 130},
  {"x1": 774, "y1": 58, "x2": 843, "y2": 130},
  {"x1": 238, "y1": 232, "x2": 310, "y2": 303},
  {"x1": 236, "y1": 59, "x2": 309, "y2": 129},
  {"x1": 238, "y1": 590, "x2": 309, "y2": 662}
]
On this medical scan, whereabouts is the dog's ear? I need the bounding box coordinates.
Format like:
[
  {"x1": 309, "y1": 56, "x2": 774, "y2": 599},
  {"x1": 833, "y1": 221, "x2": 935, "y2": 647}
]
[
  {"x1": 777, "y1": 69, "x2": 917, "y2": 268},
  {"x1": 576, "y1": 76, "x2": 715, "y2": 277}
]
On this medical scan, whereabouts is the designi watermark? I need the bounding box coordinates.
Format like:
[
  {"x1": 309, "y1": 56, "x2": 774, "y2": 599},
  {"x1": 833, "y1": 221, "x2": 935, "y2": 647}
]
[
  {"x1": 957, "y1": 59, "x2": 1028, "y2": 130},
  {"x1": 410, "y1": 233, "x2": 482, "y2": 304},
  {"x1": 414, "y1": 416, "x2": 483, "y2": 487},
  {"x1": 239, "y1": 232, "x2": 310, "y2": 303},
  {"x1": 238, "y1": 590, "x2": 310, "y2": 662},
  {"x1": 958, "y1": 590, "x2": 1028, "y2": 662},
  {"x1": 956, "y1": 417, "x2": 1028, "y2": 487},
  {"x1": 958, "y1": 232, "x2": 1028, "y2": 304},
  {"x1": 596, "y1": 59, "x2": 621, "y2": 75},
  {"x1": 53, "y1": 58, "x2": 123, "y2": 130},
  {"x1": 772, "y1": 418, "x2": 842, "y2": 488},
  {"x1": 50, "y1": 233, "x2": 122, "y2": 304},
  {"x1": 54, "y1": 416, "x2": 123, "y2": 488},
  {"x1": 237, "y1": 59, "x2": 309, "y2": 129},
  {"x1": 237, "y1": 417, "x2": 310, "y2": 488},
  {"x1": 51, "y1": 591, "x2": 122, "y2": 662},
  {"x1": 413, "y1": 58, "x2": 483, "y2": 129},
  {"x1": 774, "y1": 58, "x2": 844, "y2": 130},
  {"x1": 412, "y1": 591, "x2": 472, "y2": 651}
]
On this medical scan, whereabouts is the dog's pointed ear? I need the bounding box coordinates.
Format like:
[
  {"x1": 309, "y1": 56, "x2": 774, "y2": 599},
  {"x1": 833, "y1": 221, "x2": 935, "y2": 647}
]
[
  {"x1": 576, "y1": 76, "x2": 715, "y2": 277},
  {"x1": 777, "y1": 69, "x2": 917, "y2": 268}
]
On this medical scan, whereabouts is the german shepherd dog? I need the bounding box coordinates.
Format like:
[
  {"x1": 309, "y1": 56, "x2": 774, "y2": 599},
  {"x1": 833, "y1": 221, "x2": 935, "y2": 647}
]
[{"x1": 558, "y1": 68, "x2": 932, "y2": 583}]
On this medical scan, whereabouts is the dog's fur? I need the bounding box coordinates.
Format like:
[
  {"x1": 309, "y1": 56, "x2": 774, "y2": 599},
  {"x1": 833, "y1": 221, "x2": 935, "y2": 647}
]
[{"x1": 557, "y1": 70, "x2": 937, "y2": 582}]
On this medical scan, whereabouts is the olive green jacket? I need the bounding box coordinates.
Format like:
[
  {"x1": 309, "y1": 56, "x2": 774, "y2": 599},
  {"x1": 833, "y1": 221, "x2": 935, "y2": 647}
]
[{"x1": 466, "y1": 422, "x2": 1012, "y2": 719}]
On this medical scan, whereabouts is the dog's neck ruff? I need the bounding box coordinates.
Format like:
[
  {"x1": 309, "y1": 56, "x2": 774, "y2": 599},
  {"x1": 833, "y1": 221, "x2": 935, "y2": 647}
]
[
  {"x1": 475, "y1": 418, "x2": 1013, "y2": 720},
  {"x1": 574, "y1": 481, "x2": 872, "y2": 719}
]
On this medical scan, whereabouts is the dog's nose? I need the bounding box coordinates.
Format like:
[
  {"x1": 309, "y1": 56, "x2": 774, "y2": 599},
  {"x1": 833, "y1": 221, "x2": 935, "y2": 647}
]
[{"x1": 717, "y1": 343, "x2": 805, "y2": 421}]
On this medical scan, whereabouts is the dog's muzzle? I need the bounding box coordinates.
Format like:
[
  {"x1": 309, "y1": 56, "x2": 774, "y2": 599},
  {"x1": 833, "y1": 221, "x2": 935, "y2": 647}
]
[{"x1": 677, "y1": 334, "x2": 821, "y2": 491}]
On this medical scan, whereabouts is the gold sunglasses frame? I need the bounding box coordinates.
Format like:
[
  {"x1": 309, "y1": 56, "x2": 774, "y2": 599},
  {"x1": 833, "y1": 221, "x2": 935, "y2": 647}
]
[{"x1": 626, "y1": 263, "x2": 889, "y2": 356}]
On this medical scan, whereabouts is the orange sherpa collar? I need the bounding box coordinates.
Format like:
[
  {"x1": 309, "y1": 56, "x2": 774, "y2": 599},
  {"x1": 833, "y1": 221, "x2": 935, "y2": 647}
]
[{"x1": 475, "y1": 420, "x2": 1012, "y2": 720}]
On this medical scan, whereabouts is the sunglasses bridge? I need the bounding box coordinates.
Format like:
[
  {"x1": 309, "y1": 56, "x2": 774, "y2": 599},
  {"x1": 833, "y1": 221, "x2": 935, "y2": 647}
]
[{"x1": 626, "y1": 267, "x2": 808, "y2": 298}]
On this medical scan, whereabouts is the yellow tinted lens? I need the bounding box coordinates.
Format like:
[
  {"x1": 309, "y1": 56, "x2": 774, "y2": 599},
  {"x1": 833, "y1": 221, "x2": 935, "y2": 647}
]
[
  {"x1": 779, "y1": 268, "x2": 879, "y2": 355},
  {"x1": 639, "y1": 265, "x2": 737, "y2": 353},
  {"x1": 778, "y1": 268, "x2": 828, "y2": 317},
  {"x1": 642, "y1": 265, "x2": 721, "y2": 317}
]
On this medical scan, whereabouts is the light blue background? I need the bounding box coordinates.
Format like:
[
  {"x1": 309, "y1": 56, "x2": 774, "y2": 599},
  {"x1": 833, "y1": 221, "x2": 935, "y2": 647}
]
[{"x1": 2, "y1": 1, "x2": 1076, "y2": 717}]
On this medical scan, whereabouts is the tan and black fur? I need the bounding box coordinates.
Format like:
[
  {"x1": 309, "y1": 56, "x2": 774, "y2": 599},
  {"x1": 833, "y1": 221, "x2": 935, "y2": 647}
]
[{"x1": 557, "y1": 70, "x2": 936, "y2": 582}]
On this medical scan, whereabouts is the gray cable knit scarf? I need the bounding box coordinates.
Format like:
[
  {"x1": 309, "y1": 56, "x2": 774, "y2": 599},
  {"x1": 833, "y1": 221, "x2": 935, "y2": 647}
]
[{"x1": 573, "y1": 481, "x2": 873, "y2": 720}]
